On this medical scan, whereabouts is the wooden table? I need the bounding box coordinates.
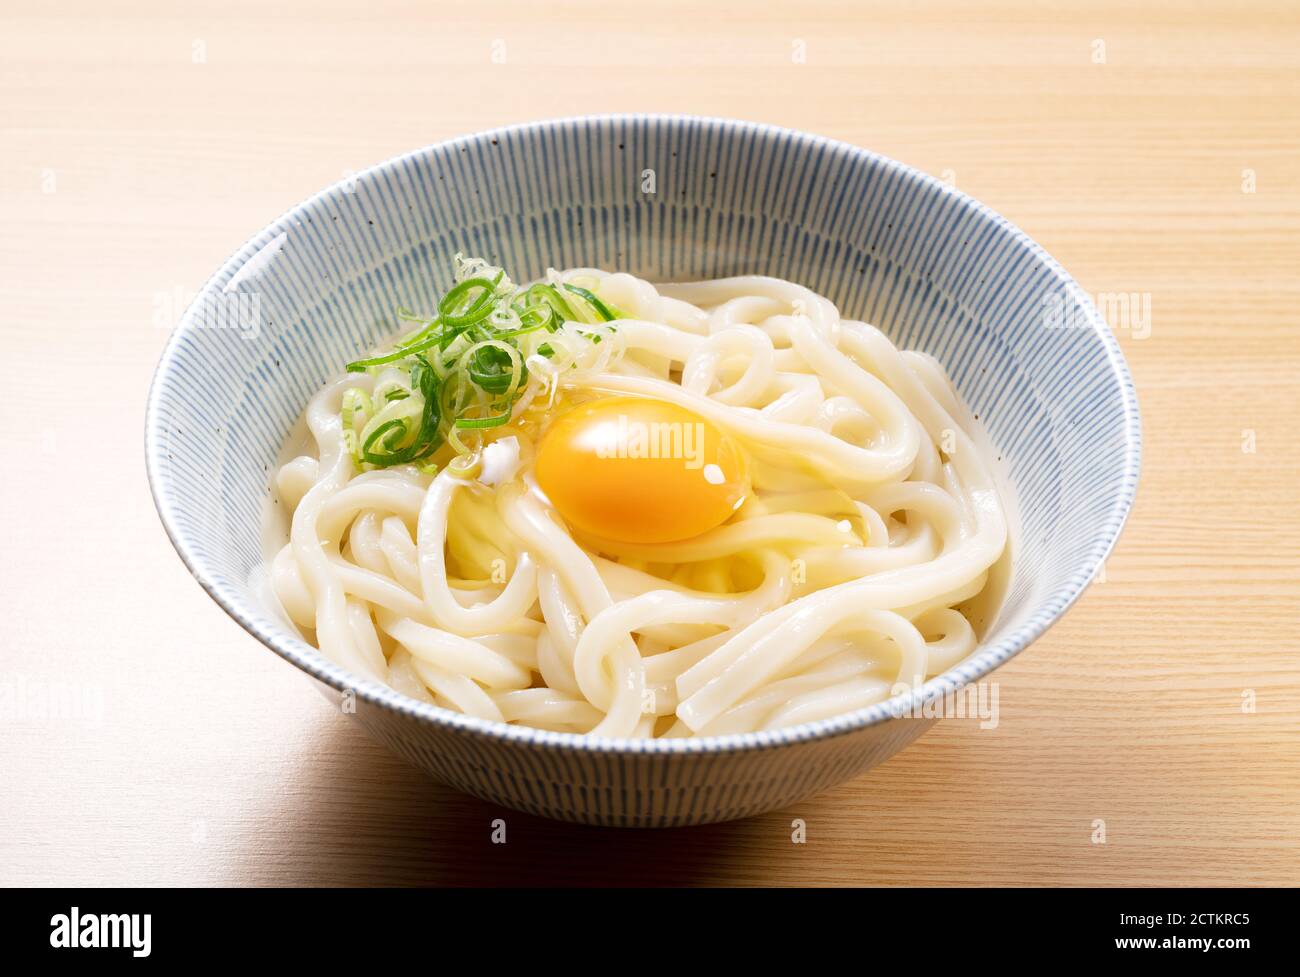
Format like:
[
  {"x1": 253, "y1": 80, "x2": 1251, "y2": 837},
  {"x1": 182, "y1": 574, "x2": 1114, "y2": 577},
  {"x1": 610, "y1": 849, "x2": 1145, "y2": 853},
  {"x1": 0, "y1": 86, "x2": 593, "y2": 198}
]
[{"x1": 2, "y1": 0, "x2": 1297, "y2": 886}]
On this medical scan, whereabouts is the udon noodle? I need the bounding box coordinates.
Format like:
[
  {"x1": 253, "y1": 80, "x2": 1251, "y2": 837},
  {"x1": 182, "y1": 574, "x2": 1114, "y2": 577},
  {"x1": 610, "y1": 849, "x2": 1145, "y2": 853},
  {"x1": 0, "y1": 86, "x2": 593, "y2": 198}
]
[{"x1": 268, "y1": 266, "x2": 1008, "y2": 737}]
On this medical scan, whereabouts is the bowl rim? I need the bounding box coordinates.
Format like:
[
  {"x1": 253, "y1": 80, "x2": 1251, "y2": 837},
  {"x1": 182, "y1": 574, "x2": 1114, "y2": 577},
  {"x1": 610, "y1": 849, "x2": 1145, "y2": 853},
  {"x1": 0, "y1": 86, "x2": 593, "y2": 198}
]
[{"x1": 145, "y1": 112, "x2": 1142, "y2": 756}]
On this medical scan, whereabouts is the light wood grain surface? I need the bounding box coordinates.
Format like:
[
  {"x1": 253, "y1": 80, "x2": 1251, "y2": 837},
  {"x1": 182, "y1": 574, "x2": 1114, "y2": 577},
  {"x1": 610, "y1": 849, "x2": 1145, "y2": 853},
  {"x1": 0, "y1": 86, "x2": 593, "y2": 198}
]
[{"x1": 2, "y1": 0, "x2": 1298, "y2": 887}]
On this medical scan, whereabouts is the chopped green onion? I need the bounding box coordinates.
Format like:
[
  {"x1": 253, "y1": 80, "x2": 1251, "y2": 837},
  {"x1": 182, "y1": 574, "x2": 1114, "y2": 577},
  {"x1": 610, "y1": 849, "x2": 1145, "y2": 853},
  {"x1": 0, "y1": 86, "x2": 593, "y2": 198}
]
[
  {"x1": 341, "y1": 388, "x2": 372, "y2": 432},
  {"x1": 439, "y1": 276, "x2": 499, "y2": 328},
  {"x1": 447, "y1": 452, "x2": 482, "y2": 479},
  {"x1": 515, "y1": 303, "x2": 556, "y2": 333},
  {"x1": 332, "y1": 257, "x2": 622, "y2": 471},
  {"x1": 455, "y1": 410, "x2": 512, "y2": 430},
  {"x1": 522, "y1": 283, "x2": 577, "y2": 327},
  {"x1": 342, "y1": 428, "x2": 365, "y2": 469},
  {"x1": 361, "y1": 417, "x2": 412, "y2": 464},
  {"x1": 346, "y1": 328, "x2": 445, "y2": 372},
  {"x1": 563, "y1": 284, "x2": 619, "y2": 322},
  {"x1": 463, "y1": 340, "x2": 524, "y2": 398}
]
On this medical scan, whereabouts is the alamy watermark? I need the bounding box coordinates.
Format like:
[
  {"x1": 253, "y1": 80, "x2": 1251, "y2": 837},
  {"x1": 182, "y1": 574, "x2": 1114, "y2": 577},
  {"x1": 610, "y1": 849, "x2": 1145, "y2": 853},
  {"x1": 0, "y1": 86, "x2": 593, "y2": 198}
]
[
  {"x1": 153, "y1": 286, "x2": 262, "y2": 340},
  {"x1": 50, "y1": 908, "x2": 150, "y2": 957},
  {"x1": 887, "y1": 679, "x2": 1000, "y2": 729},
  {"x1": 0, "y1": 675, "x2": 104, "y2": 726},
  {"x1": 1042, "y1": 289, "x2": 1152, "y2": 340},
  {"x1": 594, "y1": 416, "x2": 708, "y2": 472}
]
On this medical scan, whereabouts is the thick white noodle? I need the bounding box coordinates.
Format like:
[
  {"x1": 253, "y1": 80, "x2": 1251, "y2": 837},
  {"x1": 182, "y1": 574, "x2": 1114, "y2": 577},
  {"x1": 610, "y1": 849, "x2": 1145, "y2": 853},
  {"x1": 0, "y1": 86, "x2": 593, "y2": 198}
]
[{"x1": 269, "y1": 271, "x2": 1008, "y2": 737}]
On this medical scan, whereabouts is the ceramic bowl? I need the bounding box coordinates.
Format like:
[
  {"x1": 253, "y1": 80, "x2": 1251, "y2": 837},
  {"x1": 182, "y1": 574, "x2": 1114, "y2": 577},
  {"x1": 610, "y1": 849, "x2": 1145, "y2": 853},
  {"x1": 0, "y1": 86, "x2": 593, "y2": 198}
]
[{"x1": 146, "y1": 115, "x2": 1140, "y2": 826}]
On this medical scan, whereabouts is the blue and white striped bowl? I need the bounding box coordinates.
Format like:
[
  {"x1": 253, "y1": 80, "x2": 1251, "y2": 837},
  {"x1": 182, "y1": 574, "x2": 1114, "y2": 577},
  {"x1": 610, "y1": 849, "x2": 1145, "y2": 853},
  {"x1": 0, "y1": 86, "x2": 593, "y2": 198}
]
[{"x1": 146, "y1": 116, "x2": 1140, "y2": 826}]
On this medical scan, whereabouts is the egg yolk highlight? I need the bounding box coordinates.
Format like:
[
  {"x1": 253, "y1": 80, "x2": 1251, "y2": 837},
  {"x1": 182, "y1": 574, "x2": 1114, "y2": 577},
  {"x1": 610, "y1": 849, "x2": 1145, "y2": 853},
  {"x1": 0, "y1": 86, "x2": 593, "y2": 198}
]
[{"x1": 535, "y1": 396, "x2": 749, "y2": 545}]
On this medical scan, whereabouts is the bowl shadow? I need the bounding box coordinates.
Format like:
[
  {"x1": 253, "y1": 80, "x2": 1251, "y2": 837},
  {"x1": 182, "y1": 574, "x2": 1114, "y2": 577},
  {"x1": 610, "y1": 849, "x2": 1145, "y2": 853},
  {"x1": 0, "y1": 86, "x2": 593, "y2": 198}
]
[{"x1": 225, "y1": 717, "x2": 793, "y2": 887}]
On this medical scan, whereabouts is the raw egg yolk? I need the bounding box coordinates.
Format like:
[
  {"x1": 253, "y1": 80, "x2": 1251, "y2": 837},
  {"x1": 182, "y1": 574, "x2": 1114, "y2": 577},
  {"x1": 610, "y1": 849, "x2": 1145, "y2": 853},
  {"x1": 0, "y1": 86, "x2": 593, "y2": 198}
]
[{"x1": 535, "y1": 396, "x2": 749, "y2": 544}]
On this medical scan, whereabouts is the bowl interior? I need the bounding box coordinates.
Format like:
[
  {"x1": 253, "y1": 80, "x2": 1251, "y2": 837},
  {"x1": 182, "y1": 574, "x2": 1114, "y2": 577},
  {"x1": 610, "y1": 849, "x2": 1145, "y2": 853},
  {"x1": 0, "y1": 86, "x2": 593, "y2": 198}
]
[{"x1": 147, "y1": 116, "x2": 1139, "y2": 748}]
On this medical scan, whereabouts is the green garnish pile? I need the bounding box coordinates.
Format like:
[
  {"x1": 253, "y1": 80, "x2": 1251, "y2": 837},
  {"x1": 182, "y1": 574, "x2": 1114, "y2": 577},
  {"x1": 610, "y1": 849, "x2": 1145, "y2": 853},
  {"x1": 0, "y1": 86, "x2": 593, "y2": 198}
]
[{"x1": 339, "y1": 255, "x2": 621, "y2": 473}]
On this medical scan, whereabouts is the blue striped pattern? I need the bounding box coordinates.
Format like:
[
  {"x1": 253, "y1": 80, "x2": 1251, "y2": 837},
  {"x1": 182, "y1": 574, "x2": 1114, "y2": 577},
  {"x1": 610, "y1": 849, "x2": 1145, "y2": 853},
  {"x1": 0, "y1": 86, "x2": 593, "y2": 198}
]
[{"x1": 145, "y1": 116, "x2": 1141, "y2": 826}]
